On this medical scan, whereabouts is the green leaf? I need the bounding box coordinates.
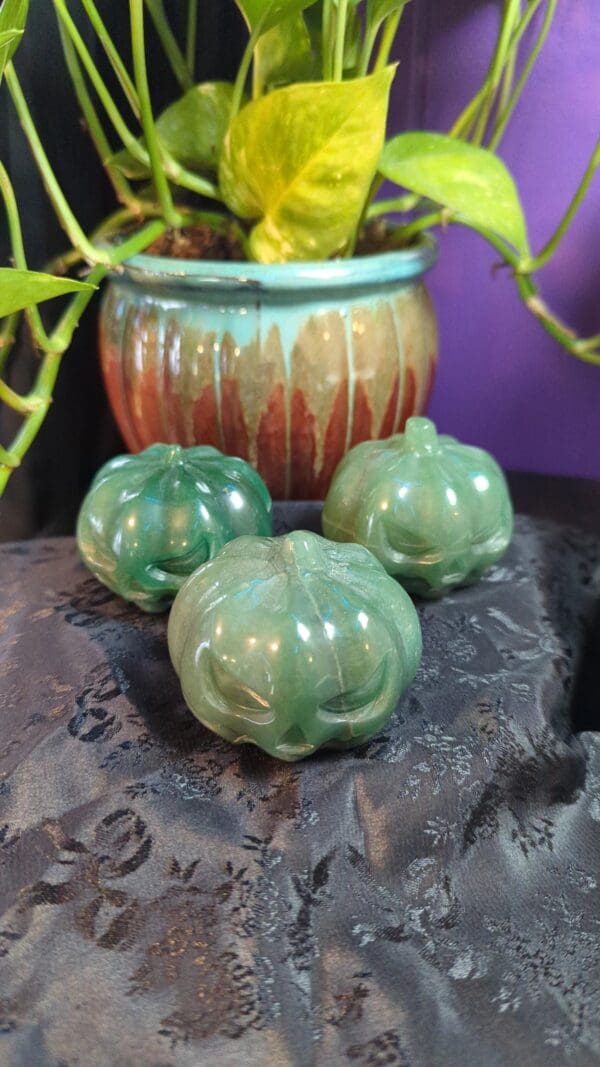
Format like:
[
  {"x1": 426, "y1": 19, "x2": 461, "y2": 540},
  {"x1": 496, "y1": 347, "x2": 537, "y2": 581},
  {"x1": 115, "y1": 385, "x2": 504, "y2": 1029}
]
[
  {"x1": 234, "y1": 0, "x2": 319, "y2": 35},
  {"x1": 0, "y1": 269, "x2": 96, "y2": 318},
  {"x1": 0, "y1": 0, "x2": 29, "y2": 79},
  {"x1": 379, "y1": 132, "x2": 529, "y2": 254},
  {"x1": 112, "y1": 81, "x2": 234, "y2": 180},
  {"x1": 254, "y1": 15, "x2": 318, "y2": 94},
  {"x1": 219, "y1": 67, "x2": 395, "y2": 263}
]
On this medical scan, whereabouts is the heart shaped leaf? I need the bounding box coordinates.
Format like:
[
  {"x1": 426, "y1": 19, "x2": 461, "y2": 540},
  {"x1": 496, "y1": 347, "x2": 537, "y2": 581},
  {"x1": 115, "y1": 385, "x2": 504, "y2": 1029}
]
[
  {"x1": 379, "y1": 131, "x2": 529, "y2": 254},
  {"x1": 112, "y1": 81, "x2": 234, "y2": 179},
  {"x1": 0, "y1": 269, "x2": 95, "y2": 318},
  {"x1": 219, "y1": 66, "x2": 395, "y2": 262}
]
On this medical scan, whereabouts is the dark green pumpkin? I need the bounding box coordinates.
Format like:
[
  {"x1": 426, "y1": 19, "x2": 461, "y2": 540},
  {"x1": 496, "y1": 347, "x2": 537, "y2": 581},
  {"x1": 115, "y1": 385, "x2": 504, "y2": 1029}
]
[{"x1": 77, "y1": 444, "x2": 272, "y2": 612}]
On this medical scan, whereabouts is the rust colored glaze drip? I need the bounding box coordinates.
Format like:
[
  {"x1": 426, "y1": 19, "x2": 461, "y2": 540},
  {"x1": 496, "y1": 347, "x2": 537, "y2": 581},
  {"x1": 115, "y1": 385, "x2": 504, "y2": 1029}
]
[
  {"x1": 192, "y1": 384, "x2": 221, "y2": 450},
  {"x1": 398, "y1": 367, "x2": 417, "y2": 431},
  {"x1": 313, "y1": 381, "x2": 349, "y2": 500},
  {"x1": 102, "y1": 345, "x2": 143, "y2": 453},
  {"x1": 290, "y1": 388, "x2": 318, "y2": 499},
  {"x1": 221, "y1": 378, "x2": 250, "y2": 460},
  {"x1": 350, "y1": 381, "x2": 374, "y2": 448},
  {"x1": 135, "y1": 367, "x2": 165, "y2": 447},
  {"x1": 257, "y1": 382, "x2": 287, "y2": 500},
  {"x1": 379, "y1": 375, "x2": 400, "y2": 438}
]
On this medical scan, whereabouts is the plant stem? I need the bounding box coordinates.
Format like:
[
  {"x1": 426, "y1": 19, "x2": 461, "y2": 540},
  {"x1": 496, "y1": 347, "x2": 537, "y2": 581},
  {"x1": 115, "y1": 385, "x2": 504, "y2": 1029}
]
[
  {"x1": 450, "y1": 0, "x2": 542, "y2": 141},
  {"x1": 186, "y1": 0, "x2": 198, "y2": 80},
  {"x1": 52, "y1": 2, "x2": 150, "y2": 168},
  {"x1": 450, "y1": 87, "x2": 486, "y2": 140},
  {"x1": 231, "y1": 14, "x2": 268, "y2": 116},
  {"x1": 489, "y1": 0, "x2": 558, "y2": 149},
  {"x1": 0, "y1": 160, "x2": 63, "y2": 353},
  {"x1": 79, "y1": 0, "x2": 140, "y2": 116},
  {"x1": 520, "y1": 137, "x2": 600, "y2": 272},
  {"x1": 56, "y1": 220, "x2": 166, "y2": 340},
  {"x1": 47, "y1": 201, "x2": 165, "y2": 275},
  {"x1": 0, "y1": 377, "x2": 43, "y2": 414},
  {"x1": 0, "y1": 314, "x2": 19, "y2": 376},
  {"x1": 516, "y1": 282, "x2": 600, "y2": 365},
  {"x1": 0, "y1": 219, "x2": 167, "y2": 495},
  {"x1": 322, "y1": 0, "x2": 334, "y2": 80},
  {"x1": 374, "y1": 10, "x2": 402, "y2": 72},
  {"x1": 367, "y1": 194, "x2": 420, "y2": 219},
  {"x1": 333, "y1": 0, "x2": 348, "y2": 81},
  {"x1": 130, "y1": 0, "x2": 182, "y2": 227},
  {"x1": 5, "y1": 64, "x2": 112, "y2": 266},
  {"x1": 398, "y1": 209, "x2": 600, "y2": 365},
  {"x1": 58, "y1": 24, "x2": 136, "y2": 208},
  {"x1": 161, "y1": 159, "x2": 221, "y2": 199},
  {"x1": 577, "y1": 332, "x2": 600, "y2": 354},
  {"x1": 471, "y1": 0, "x2": 521, "y2": 145},
  {"x1": 498, "y1": 4, "x2": 520, "y2": 114},
  {"x1": 358, "y1": 21, "x2": 379, "y2": 77},
  {"x1": 394, "y1": 211, "x2": 443, "y2": 242},
  {"x1": 144, "y1": 0, "x2": 192, "y2": 91},
  {"x1": 53, "y1": 3, "x2": 221, "y2": 202},
  {"x1": 0, "y1": 445, "x2": 20, "y2": 468}
]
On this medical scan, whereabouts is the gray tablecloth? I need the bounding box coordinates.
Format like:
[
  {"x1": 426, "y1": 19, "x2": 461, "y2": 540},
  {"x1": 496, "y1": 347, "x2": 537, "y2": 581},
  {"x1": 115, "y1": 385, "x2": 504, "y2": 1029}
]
[{"x1": 0, "y1": 506, "x2": 599, "y2": 1067}]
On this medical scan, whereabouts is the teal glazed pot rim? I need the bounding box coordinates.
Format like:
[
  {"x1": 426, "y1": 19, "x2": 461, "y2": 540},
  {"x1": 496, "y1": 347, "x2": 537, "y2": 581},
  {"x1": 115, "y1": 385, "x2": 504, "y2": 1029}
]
[{"x1": 115, "y1": 234, "x2": 438, "y2": 298}]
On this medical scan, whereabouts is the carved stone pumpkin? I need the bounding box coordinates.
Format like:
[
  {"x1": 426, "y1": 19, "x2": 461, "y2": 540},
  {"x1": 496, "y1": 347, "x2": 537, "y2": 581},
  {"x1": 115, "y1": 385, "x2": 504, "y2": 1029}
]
[
  {"x1": 168, "y1": 531, "x2": 422, "y2": 761},
  {"x1": 77, "y1": 444, "x2": 272, "y2": 612},
  {"x1": 323, "y1": 417, "x2": 513, "y2": 597}
]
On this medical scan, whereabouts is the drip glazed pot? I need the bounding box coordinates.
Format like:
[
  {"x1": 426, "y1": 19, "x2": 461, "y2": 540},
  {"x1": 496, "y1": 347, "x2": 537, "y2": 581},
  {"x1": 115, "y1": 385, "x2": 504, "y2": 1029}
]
[{"x1": 99, "y1": 238, "x2": 438, "y2": 500}]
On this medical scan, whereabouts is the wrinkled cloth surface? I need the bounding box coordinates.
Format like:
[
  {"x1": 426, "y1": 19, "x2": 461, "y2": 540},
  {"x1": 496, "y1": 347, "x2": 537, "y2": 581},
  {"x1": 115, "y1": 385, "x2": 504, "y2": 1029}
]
[{"x1": 0, "y1": 503, "x2": 599, "y2": 1067}]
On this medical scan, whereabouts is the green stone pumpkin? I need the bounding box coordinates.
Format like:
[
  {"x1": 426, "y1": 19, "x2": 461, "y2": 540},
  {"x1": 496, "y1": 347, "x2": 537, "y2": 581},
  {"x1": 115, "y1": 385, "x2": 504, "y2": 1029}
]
[
  {"x1": 322, "y1": 417, "x2": 513, "y2": 598},
  {"x1": 77, "y1": 444, "x2": 272, "y2": 612},
  {"x1": 168, "y1": 531, "x2": 422, "y2": 761}
]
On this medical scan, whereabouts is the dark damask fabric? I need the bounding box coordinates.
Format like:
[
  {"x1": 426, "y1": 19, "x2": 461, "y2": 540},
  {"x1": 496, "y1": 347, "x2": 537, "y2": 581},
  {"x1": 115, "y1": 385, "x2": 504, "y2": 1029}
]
[{"x1": 0, "y1": 506, "x2": 599, "y2": 1067}]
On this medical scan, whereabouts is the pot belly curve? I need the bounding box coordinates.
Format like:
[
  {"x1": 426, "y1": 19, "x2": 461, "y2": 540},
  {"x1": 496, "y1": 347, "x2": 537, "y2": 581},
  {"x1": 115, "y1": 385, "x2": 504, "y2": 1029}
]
[{"x1": 99, "y1": 258, "x2": 438, "y2": 500}]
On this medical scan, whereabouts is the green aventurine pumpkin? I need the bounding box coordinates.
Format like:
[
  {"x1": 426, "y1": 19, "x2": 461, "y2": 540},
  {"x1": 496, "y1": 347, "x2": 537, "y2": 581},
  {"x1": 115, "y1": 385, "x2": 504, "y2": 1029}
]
[
  {"x1": 323, "y1": 417, "x2": 513, "y2": 597},
  {"x1": 77, "y1": 444, "x2": 272, "y2": 612},
  {"x1": 168, "y1": 531, "x2": 422, "y2": 761}
]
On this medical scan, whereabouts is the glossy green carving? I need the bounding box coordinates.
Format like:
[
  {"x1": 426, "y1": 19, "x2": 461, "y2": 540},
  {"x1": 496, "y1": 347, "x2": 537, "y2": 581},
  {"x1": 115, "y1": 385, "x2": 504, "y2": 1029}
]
[
  {"x1": 168, "y1": 531, "x2": 422, "y2": 761},
  {"x1": 77, "y1": 444, "x2": 272, "y2": 612},
  {"x1": 323, "y1": 417, "x2": 513, "y2": 597}
]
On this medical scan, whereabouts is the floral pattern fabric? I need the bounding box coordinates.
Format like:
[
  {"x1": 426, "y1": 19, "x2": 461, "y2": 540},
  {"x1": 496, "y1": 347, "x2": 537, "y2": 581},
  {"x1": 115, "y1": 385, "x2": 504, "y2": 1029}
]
[{"x1": 0, "y1": 507, "x2": 599, "y2": 1067}]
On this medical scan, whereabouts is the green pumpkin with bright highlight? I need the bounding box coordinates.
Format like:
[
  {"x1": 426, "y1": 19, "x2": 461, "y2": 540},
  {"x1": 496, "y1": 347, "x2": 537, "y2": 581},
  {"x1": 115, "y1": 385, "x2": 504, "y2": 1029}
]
[
  {"x1": 168, "y1": 531, "x2": 422, "y2": 762},
  {"x1": 323, "y1": 417, "x2": 513, "y2": 598},
  {"x1": 77, "y1": 444, "x2": 272, "y2": 612}
]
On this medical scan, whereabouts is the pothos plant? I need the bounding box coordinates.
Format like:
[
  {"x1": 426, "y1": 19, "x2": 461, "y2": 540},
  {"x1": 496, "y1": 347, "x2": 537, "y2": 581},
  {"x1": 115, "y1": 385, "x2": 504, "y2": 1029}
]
[{"x1": 0, "y1": 0, "x2": 598, "y2": 495}]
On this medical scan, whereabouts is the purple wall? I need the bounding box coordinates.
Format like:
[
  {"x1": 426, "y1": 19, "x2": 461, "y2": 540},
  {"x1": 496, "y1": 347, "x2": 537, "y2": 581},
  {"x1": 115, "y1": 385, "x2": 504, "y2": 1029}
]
[{"x1": 392, "y1": 1, "x2": 600, "y2": 479}]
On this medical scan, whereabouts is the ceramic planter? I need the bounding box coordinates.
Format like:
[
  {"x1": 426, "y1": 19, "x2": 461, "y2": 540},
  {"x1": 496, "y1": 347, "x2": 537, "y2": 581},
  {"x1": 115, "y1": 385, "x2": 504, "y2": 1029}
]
[{"x1": 99, "y1": 238, "x2": 438, "y2": 500}]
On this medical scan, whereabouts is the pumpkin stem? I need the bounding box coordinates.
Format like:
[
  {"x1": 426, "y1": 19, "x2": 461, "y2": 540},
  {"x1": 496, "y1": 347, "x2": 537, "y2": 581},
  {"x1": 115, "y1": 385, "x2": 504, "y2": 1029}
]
[{"x1": 404, "y1": 416, "x2": 439, "y2": 455}]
